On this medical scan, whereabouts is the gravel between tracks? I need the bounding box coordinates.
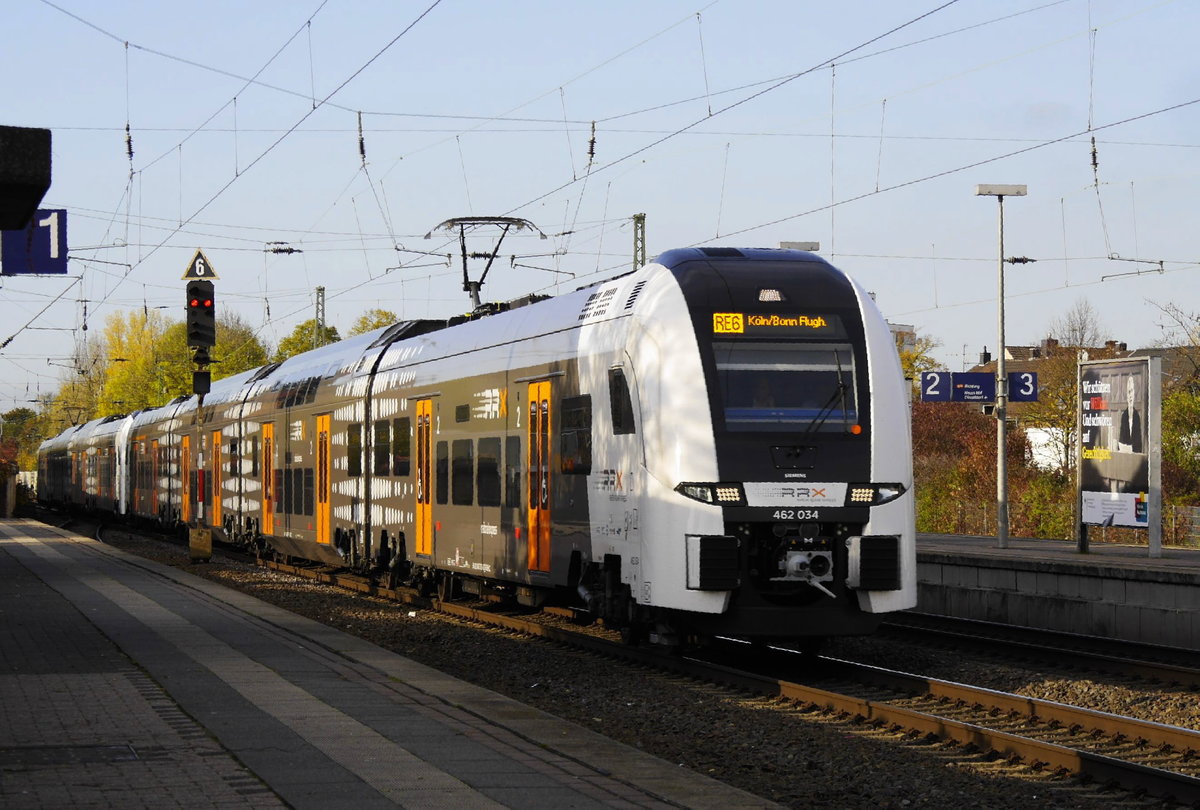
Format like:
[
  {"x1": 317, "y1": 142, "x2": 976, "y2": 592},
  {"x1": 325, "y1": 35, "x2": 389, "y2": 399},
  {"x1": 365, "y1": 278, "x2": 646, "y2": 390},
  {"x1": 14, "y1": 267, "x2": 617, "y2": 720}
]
[{"x1": 101, "y1": 531, "x2": 1187, "y2": 809}]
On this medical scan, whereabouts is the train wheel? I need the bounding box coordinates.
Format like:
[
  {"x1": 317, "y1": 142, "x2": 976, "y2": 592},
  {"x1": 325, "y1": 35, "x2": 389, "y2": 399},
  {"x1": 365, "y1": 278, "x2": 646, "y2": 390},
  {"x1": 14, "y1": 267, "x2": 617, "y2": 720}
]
[{"x1": 437, "y1": 573, "x2": 459, "y2": 602}]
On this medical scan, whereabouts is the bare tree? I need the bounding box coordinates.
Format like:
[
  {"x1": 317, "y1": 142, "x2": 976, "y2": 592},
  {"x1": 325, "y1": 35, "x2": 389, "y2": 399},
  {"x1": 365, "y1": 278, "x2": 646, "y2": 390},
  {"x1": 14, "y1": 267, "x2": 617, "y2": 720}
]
[
  {"x1": 1014, "y1": 298, "x2": 1114, "y2": 476},
  {"x1": 1046, "y1": 298, "x2": 1106, "y2": 349}
]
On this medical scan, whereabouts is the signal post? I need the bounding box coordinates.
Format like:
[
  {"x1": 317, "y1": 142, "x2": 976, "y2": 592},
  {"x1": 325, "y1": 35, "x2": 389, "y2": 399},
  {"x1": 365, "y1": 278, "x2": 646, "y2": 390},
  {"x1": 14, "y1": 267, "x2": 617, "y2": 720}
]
[{"x1": 184, "y1": 250, "x2": 217, "y2": 560}]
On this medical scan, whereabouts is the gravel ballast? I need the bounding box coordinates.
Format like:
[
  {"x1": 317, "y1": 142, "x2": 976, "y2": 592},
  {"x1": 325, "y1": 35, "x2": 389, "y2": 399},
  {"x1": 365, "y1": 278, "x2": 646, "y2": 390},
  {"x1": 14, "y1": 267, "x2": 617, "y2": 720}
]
[{"x1": 99, "y1": 529, "x2": 1186, "y2": 809}]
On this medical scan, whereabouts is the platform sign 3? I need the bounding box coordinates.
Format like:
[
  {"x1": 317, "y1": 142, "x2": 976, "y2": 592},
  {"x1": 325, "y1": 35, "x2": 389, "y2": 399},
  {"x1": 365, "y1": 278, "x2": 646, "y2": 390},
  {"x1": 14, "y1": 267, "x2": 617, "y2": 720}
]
[
  {"x1": 0, "y1": 208, "x2": 67, "y2": 275},
  {"x1": 1007, "y1": 371, "x2": 1039, "y2": 402}
]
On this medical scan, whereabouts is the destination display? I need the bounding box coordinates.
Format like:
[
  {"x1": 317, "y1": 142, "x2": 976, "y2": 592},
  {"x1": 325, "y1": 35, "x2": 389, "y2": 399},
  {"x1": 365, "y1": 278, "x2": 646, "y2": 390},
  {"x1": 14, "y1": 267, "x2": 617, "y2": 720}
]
[{"x1": 712, "y1": 312, "x2": 840, "y2": 336}]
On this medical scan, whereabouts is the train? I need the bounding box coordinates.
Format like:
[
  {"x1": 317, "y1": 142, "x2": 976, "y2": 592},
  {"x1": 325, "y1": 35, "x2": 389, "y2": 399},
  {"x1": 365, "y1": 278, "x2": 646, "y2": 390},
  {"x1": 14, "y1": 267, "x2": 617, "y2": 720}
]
[{"x1": 38, "y1": 247, "x2": 916, "y2": 647}]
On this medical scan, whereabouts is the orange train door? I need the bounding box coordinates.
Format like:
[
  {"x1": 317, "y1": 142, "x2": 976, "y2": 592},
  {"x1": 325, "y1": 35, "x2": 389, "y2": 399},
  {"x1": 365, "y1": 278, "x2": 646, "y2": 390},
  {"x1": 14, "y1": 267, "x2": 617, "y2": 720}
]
[
  {"x1": 211, "y1": 430, "x2": 222, "y2": 530},
  {"x1": 316, "y1": 414, "x2": 331, "y2": 545},
  {"x1": 415, "y1": 400, "x2": 433, "y2": 557},
  {"x1": 527, "y1": 381, "x2": 552, "y2": 572},
  {"x1": 151, "y1": 440, "x2": 159, "y2": 519},
  {"x1": 261, "y1": 422, "x2": 275, "y2": 535},
  {"x1": 181, "y1": 435, "x2": 192, "y2": 524}
]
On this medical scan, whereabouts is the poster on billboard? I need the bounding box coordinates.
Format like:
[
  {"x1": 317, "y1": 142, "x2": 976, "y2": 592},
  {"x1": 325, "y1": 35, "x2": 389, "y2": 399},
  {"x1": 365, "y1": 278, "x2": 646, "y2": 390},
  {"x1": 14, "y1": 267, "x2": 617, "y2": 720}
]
[{"x1": 1078, "y1": 357, "x2": 1160, "y2": 538}]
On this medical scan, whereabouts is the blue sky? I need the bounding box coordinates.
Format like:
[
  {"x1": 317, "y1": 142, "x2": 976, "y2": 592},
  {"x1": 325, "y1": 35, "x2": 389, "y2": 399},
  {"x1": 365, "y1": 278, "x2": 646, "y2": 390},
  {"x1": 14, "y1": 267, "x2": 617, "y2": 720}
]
[{"x1": 3, "y1": 0, "x2": 1198, "y2": 410}]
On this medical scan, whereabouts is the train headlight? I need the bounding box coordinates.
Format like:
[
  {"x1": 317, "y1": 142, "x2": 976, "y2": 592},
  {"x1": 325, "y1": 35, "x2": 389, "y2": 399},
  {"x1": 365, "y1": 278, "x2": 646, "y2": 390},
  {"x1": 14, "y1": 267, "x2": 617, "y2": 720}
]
[
  {"x1": 675, "y1": 482, "x2": 747, "y2": 506},
  {"x1": 844, "y1": 483, "x2": 907, "y2": 506}
]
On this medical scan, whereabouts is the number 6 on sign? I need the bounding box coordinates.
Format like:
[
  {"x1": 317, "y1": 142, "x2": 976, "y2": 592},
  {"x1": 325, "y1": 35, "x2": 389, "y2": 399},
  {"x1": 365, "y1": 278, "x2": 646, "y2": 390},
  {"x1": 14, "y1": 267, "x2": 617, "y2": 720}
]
[{"x1": 182, "y1": 249, "x2": 220, "y2": 280}]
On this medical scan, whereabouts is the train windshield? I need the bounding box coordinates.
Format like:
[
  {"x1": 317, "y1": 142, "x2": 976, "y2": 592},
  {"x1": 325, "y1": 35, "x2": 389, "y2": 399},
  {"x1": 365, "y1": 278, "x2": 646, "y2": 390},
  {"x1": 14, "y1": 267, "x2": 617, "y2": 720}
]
[{"x1": 714, "y1": 341, "x2": 858, "y2": 432}]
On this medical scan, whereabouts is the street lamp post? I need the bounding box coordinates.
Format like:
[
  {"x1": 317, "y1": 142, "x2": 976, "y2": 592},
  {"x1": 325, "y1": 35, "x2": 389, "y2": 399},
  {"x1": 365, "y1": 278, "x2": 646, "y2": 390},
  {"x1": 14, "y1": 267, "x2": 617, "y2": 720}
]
[{"x1": 975, "y1": 183, "x2": 1027, "y2": 549}]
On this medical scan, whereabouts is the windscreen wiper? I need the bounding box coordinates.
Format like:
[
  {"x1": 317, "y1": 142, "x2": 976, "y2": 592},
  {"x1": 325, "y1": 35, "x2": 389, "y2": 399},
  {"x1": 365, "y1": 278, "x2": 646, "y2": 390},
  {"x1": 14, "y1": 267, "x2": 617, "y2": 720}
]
[{"x1": 798, "y1": 351, "x2": 851, "y2": 439}]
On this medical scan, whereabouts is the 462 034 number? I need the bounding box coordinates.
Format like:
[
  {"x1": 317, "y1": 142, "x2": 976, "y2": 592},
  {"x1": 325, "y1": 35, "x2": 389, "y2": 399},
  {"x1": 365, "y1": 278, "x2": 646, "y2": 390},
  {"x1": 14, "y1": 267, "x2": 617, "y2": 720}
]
[{"x1": 772, "y1": 509, "x2": 820, "y2": 521}]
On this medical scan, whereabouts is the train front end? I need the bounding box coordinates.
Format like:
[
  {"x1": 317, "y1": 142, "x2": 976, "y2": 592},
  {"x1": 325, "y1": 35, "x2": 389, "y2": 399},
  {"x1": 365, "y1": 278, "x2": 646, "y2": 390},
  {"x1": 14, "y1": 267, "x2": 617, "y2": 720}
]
[{"x1": 632, "y1": 247, "x2": 916, "y2": 642}]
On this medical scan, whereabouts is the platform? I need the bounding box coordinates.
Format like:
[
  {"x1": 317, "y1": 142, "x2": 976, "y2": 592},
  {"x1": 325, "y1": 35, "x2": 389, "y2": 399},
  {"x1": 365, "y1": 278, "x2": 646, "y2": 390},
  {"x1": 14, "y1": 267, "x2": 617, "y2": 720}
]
[
  {"x1": 917, "y1": 533, "x2": 1200, "y2": 650},
  {"x1": 0, "y1": 519, "x2": 774, "y2": 809}
]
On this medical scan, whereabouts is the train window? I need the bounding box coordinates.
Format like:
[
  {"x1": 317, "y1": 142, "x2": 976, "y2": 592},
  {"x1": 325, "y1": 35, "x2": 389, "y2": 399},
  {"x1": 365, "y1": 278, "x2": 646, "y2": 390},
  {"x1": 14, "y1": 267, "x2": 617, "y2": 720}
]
[
  {"x1": 560, "y1": 395, "x2": 592, "y2": 475},
  {"x1": 348, "y1": 424, "x2": 363, "y2": 477},
  {"x1": 505, "y1": 435, "x2": 522, "y2": 508},
  {"x1": 392, "y1": 418, "x2": 411, "y2": 476},
  {"x1": 436, "y1": 441, "x2": 448, "y2": 505},
  {"x1": 280, "y1": 467, "x2": 292, "y2": 514},
  {"x1": 455, "y1": 404, "x2": 470, "y2": 423},
  {"x1": 303, "y1": 468, "x2": 314, "y2": 516},
  {"x1": 250, "y1": 435, "x2": 260, "y2": 478},
  {"x1": 608, "y1": 368, "x2": 636, "y2": 435},
  {"x1": 714, "y1": 341, "x2": 859, "y2": 432},
  {"x1": 452, "y1": 439, "x2": 474, "y2": 505},
  {"x1": 292, "y1": 468, "x2": 305, "y2": 515},
  {"x1": 373, "y1": 420, "x2": 390, "y2": 476},
  {"x1": 289, "y1": 470, "x2": 298, "y2": 515},
  {"x1": 477, "y1": 437, "x2": 501, "y2": 507},
  {"x1": 228, "y1": 438, "x2": 239, "y2": 478}
]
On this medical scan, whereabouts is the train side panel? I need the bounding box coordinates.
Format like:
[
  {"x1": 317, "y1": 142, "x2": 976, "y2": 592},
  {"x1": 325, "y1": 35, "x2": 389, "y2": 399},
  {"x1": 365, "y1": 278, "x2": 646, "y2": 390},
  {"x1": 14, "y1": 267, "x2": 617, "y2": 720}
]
[{"x1": 849, "y1": 275, "x2": 917, "y2": 613}]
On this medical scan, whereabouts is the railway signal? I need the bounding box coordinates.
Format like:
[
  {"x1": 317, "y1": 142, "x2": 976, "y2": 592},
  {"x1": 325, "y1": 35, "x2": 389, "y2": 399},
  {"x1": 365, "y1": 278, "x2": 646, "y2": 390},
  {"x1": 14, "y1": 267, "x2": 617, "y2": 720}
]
[{"x1": 186, "y1": 279, "x2": 216, "y2": 347}]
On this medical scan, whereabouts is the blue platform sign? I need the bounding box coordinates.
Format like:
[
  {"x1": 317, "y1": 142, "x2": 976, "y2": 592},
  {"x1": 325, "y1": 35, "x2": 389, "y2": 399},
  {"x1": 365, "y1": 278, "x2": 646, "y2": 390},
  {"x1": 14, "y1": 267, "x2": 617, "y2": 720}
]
[
  {"x1": 921, "y1": 370, "x2": 1037, "y2": 404},
  {"x1": 1007, "y1": 371, "x2": 1039, "y2": 402},
  {"x1": 1, "y1": 209, "x2": 68, "y2": 275},
  {"x1": 952, "y1": 372, "x2": 995, "y2": 402},
  {"x1": 919, "y1": 371, "x2": 953, "y2": 402}
]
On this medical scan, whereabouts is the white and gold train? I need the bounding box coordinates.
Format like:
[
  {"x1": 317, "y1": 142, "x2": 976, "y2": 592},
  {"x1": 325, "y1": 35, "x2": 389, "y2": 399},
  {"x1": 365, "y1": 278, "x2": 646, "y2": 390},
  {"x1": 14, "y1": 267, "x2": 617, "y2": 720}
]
[{"x1": 39, "y1": 247, "x2": 916, "y2": 646}]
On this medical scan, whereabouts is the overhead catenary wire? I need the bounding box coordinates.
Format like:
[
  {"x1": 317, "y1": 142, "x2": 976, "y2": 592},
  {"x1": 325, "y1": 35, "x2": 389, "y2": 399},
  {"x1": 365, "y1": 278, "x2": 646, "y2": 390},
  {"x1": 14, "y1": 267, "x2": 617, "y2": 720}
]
[
  {"x1": 65, "y1": 0, "x2": 447, "y2": 324},
  {"x1": 504, "y1": 1, "x2": 965, "y2": 218},
  {"x1": 696, "y1": 12, "x2": 713, "y2": 117},
  {"x1": 16, "y1": 0, "x2": 1195, "y2": 400},
  {"x1": 701, "y1": 95, "x2": 1200, "y2": 243}
]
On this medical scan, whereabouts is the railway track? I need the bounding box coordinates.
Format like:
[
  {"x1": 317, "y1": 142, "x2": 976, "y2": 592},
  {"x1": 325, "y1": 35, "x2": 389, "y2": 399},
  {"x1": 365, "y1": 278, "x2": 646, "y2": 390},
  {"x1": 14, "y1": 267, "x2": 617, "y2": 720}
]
[
  {"x1": 880, "y1": 612, "x2": 1200, "y2": 689},
  {"x1": 781, "y1": 654, "x2": 1200, "y2": 805},
  {"x1": 88, "y1": 519, "x2": 1200, "y2": 805},
  {"x1": 258, "y1": 554, "x2": 1200, "y2": 805}
]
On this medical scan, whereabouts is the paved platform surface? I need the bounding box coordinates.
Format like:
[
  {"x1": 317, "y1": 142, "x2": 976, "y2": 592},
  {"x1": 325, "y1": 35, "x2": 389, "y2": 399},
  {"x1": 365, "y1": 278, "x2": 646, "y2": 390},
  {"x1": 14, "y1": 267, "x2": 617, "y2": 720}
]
[
  {"x1": 916, "y1": 533, "x2": 1200, "y2": 649},
  {"x1": 918, "y1": 532, "x2": 1200, "y2": 578},
  {"x1": 0, "y1": 518, "x2": 776, "y2": 809}
]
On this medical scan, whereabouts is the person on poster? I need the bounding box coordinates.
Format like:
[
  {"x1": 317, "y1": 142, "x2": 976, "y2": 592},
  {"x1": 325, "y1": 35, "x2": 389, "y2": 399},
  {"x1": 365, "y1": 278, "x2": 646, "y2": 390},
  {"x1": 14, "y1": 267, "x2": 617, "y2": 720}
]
[{"x1": 1117, "y1": 373, "x2": 1144, "y2": 454}]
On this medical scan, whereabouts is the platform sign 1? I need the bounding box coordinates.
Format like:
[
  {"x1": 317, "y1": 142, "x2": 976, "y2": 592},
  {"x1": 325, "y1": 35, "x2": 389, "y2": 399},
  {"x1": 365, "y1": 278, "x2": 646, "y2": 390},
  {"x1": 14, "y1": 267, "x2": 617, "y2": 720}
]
[
  {"x1": 1, "y1": 208, "x2": 68, "y2": 275},
  {"x1": 1007, "y1": 371, "x2": 1039, "y2": 402}
]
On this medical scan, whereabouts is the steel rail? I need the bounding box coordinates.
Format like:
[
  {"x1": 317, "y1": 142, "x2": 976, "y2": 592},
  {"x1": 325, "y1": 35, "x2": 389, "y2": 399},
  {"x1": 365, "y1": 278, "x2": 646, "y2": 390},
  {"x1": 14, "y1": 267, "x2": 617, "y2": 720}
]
[
  {"x1": 247, "y1": 553, "x2": 1200, "y2": 804},
  {"x1": 881, "y1": 614, "x2": 1200, "y2": 689},
  {"x1": 815, "y1": 656, "x2": 1200, "y2": 755}
]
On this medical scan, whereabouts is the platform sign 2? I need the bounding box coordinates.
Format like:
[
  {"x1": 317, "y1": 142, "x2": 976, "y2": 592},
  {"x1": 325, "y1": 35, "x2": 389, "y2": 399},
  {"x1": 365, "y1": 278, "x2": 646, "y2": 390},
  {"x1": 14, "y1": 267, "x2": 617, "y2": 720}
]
[
  {"x1": 0, "y1": 208, "x2": 67, "y2": 275},
  {"x1": 919, "y1": 371, "x2": 953, "y2": 401}
]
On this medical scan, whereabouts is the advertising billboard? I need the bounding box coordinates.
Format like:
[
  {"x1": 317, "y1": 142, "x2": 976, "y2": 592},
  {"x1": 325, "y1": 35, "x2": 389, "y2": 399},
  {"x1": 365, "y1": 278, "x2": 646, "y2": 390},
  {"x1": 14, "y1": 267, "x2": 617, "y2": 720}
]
[{"x1": 1078, "y1": 357, "x2": 1159, "y2": 532}]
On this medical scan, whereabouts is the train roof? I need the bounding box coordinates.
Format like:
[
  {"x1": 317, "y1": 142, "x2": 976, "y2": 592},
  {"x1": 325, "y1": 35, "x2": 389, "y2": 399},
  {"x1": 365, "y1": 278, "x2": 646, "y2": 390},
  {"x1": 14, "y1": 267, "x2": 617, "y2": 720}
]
[{"x1": 653, "y1": 246, "x2": 830, "y2": 268}]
